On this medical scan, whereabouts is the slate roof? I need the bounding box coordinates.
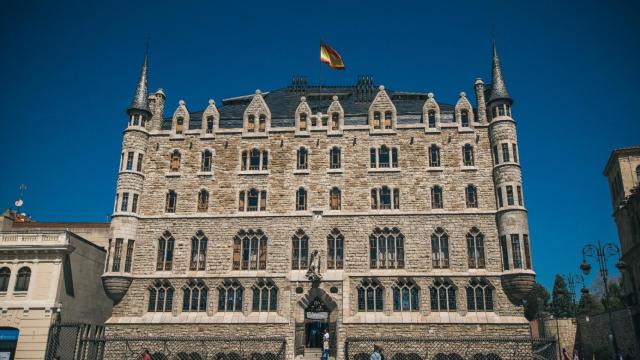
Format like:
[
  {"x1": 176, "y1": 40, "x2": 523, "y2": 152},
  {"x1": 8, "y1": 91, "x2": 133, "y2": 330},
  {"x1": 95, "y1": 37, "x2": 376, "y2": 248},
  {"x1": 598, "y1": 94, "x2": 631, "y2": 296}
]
[{"x1": 161, "y1": 84, "x2": 459, "y2": 130}]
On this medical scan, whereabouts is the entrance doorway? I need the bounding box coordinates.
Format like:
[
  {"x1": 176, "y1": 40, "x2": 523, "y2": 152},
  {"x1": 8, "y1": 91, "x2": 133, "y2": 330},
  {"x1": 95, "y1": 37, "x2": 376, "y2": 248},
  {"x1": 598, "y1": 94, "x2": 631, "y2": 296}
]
[{"x1": 306, "y1": 321, "x2": 329, "y2": 348}]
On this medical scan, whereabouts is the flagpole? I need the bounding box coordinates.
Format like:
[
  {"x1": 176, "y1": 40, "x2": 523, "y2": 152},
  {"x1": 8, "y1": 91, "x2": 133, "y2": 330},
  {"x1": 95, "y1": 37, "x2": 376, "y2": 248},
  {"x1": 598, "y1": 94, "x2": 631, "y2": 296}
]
[{"x1": 319, "y1": 39, "x2": 323, "y2": 88}]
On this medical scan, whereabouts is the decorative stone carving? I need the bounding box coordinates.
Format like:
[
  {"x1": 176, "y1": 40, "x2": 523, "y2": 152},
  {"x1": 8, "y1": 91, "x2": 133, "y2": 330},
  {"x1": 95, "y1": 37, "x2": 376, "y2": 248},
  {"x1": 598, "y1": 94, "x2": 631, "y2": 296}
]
[
  {"x1": 306, "y1": 249, "x2": 322, "y2": 282},
  {"x1": 101, "y1": 275, "x2": 133, "y2": 304}
]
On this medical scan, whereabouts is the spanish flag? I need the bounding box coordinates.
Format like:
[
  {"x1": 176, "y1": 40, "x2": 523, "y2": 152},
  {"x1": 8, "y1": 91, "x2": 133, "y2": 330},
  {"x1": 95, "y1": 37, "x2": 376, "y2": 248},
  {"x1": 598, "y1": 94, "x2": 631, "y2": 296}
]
[{"x1": 320, "y1": 41, "x2": 345, "y2": 70}]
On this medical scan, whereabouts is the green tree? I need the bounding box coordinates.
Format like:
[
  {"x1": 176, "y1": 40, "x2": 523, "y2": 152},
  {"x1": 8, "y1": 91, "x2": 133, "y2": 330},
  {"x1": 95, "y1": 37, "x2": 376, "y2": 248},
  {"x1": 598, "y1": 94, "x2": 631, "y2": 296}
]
[
  {"x1": 551, "y1": 274, "x2": 574, "y2": 318},
  {"x1": 523, "y1": 282, "x2": 551, "y2": 321},
  {"x1": 576, "y1": 291, "x2": 604, "y2": 317},
  {"x1": 603, "y1": 281, "x2": 625, "y2": 311}
]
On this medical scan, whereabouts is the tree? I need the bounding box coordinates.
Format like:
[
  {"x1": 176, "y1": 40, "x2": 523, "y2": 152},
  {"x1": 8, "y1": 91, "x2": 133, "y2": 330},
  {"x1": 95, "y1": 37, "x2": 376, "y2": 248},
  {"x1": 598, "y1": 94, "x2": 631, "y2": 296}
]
[
  {"x1": 603, "y1": 281, "x2": 625, "y2": 311},
  {"x1": 551, "y1": 274, "x2": 574, "y2": 318},
  {"x1": 523, "y1": 282, "x2": 551, "y2": 321},
  {"x1": 576, "y1": 291, "x2": 604, "y2": 317}
]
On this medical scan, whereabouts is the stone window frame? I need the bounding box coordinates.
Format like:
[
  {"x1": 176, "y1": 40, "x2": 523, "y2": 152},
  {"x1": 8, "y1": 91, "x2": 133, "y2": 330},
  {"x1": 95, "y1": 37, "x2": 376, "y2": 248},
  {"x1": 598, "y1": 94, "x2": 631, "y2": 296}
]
[
  {"x1": 431, "y1": 227, "x2": 450, "y2": 269},
  {"x1": 120, "y1": 192, "x2": 129, "y2": 212},
  {"x1": 252, "y1": 278, "x2": 278, "y2": 312},
  {"x1": 500, "y1": 235, "x2": 510, "y2": 271},
  {"x1": 296, "y1": 187, "x2": 308, "y2": 211},
  {"x1": 201, "y1": 149, "x2": 214, "y2": 173},
  {"x1": 241, "y1": 148, "x2": 269, "y2": 172},
  {"x1": 466, "y1": 227, "x2": 486, "y2": 269},
  {"x1": 128, "y1": 113, "x2": 146, "y2": 128},
  {"x1": 392, "y1": 278, "x2": 420, "y2": 312},
  {"x1": 291, "y1": 228, "x2": 309, "y2": 270},
  {"x1": 368, "y1": 86, "x2": 397, "y2": 133},
  {"x1": 511, "y1": 234, "x2": 523, "y2": 269},
  {"x1": 217, "y1": 279, "x2": 244, "y2": 312},
  {"x1": 369, "y1": 227, "x2": 405, "y2": 269},
  {"x1": 169, "y1": 149, "x2": 181, "y2": 172},
  {"x1": 329, "y1": 187, "x2": 341, "y2": 210},
  {"x1": 197, "y1": 189, "x2": 210, "y2": 213},
  {"x1": 466, "y1": 278, "x2": 494, "y2": 312},
  {"x1": 357, "y1": 278, "x2": 384, "y2": 312},
  {"x1": 182, "y1": 279, "x2": 208, "y2": 312},
  {"x1": 175, "y1": 116, "x2": 185, "y2": 135},
  {"x1": 148, "y1": 279, "x2": 174, "y2": 313},
  {"x1": 327, "y1": 228, "x2": 344, "y2": 270},
  {"x1": 454, "y1": 91, "x2": 475, "y2": 129},
  {"x1": 232, "y1": 229, "x2": 268, "y2": 271},
  {"x1": 370, "y1": 186, "x2": 400, "y2": 210},
  {"x1": 205, "y1": 115, "x2": 215, "y2": 135},
  {"x1": 462, "y1": 143, "x2": 475, "y2": 167},
  {"x1": 431, "y1": 185, "x2": 444, "y2": 209},
  {"x1": 297, "y1": 147, "x2": 309, "y2": 170},
  {"x1": 14, "y1": 266, "x2": 31, "y2": 293},
  {"x1": 491, "y1": 103, "x2": 512, "y2": 120},
  {"x1": 429, "y1": 278, "x2": 457, "y2": 312},
  {"x1": 126, "y1": 151, "x2": 135, "y2": 171},
  {"x1": 111, "y1": 238, "x2": 124, "y2": 272},
  {"x1": 428, "y1": 144, "x2": 441, "y2": 168},
  {"x1": 329, "y1": 146, "x2": 341, "y2": 169},
  {"x1": 422, "y1": 92, "x2": 441, "y2": 132},
  {"x1": 156, "y1": 230, "x2": 175, "y2": 271},
  {"x1": 124, "y1": 239, "x2": 135, "y2": 273},
  {"x1": 369, "y1": 145, "x2": 399, "y2": 169},
  {"x1": 0, "y1": 267, "x2": 10, "y2": 292},
  {"x1": 190, "y1": 230, "x2": 208, "y2": 271},
  {"x1": 465, "y1": 184, "x2": 479, "y2": 208},
  {"x1": 238, "y1": 188, "x2": 267, "y2": 212},
  {"x1": 165, "y1": 190, "x2": 178, "y2": 213},
  {"x1": 523, "y1": 234, "x2": 532, "y2": 270}
]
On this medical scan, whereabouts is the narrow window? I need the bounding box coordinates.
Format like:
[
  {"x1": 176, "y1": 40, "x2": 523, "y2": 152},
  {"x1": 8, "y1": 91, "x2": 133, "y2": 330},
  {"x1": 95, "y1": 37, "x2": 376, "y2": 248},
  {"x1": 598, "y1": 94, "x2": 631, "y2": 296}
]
[
  {"x1": 331, "y1": 112, "x2": 340, "y2": 130},
  {"x1": 391, "y1": 148, "x2": 399, "y2": 168},
  {"x1": 258, "y1": 114, "x2": 266, "y2": 132},
  {"x1": 327, "y1": 228, "x2": 344, "y2": 269},
  {"x1": 371, "y1": 189, "x2": 378, "y2": 210},
  {"x1": 369, "y1": 227, "x2": 404, "y2": 269},
  {"x1": 370, "y1": 148, "x2": 377, "y2": 168},
  {"x1": 124, "y1": 240, "x2": 135, "y2": 272},
  {"x1": 373, "y1": 111, "x2": 381, "y2": 129},
  {"x1": 379, "y1": 146, "x2": 390, "y2": 168},
  {"x1": 512, "y1": 144, "x2": 518, "y2": 163},
  {"x1": 330, "y1": 147, "x2": 341, "y2": 169},
  {"x1": 250, "y1": 149, "x2": 261, "y2": 170},
  {"x1": 523, "y1": 234, "x2": 532, "y2": 270},
  {"x1": 498, "y1": 104, "x2": 506, "y2": 116},
  {"x1": 131, "y1": 194, "x2": 138, "y2": 213},
  {"x1": 262, "y1": 151, "x2": 269, "y2": 170},
  {"x1": 393, "y1": 188, "x2": 400, "y2": 209},
  {"x1": 428, "y1": 110, "x2": 436, "y2": 128},
  {"x1": 291, "y1": 229, "x2": 309, "y2": 270},
  {"x1": 380, "y1": 186, "x2": 391, "y2": 209},
  {"x1": 330, "y1": 187, "x2": 341, "y2": 210},
  {"x1": 463, "y1": 144, "x2": 474, "y2": 166},
  {"x1": 197, "y1": 190, "x2": 209, "y2": 212},
  {"x1": 260, "y1": 191, "x2": 267, "y2": 211},
  {"x1": 190, "y1": 231, "x2": 208, "y2": 271},
  {"x1": 247, "y1": 189, "x2": 259, "y2": 211},
  {"x1": 126, "y1": 152, "x2": 134, "y2": 171},
  {"x1": 511, "y1": 234, "x2": 523, "y2": 269},
  {"x1": 206, "y1": 116, "x2": 214, "y2": 134},
  {"x1": 120, "y1": 153, "x2": 124, "y2": 171},
  {"x1": 429, "y1": 145, "x2": 441, "y2": 167},
  {"x1": 636, "y1": 165, "x2": 640, "y2": 183},
  {"x1": 114, "y1": 194, "x2": 119, "y2": 212},
  {"x1": 0, "y1": 268, "x2": 10, "y2": 292},
  {"x1": 296, "y1": 188, "x2": 307, "y2": 211},
  {"x1": 517, "y1": 186, "x2": 523, "y2": 206},
  {"x1": 233, "y1": 230, "x2": 268, "y2": 270},
  {"x1": 136, "y1": 153, "x2": 143, "y2": 172},
  {"x1": 466, "y1": 227, "x2": 485, "y2": 269},
  {"x1": 238, "y1": 191, "x2": 245, "y2": 211},
  {"x1": 321, "y1": 116, "x2": 327, "y2": 127},
  {"x1": 120, "y1": 193, "x2": 129, "y2": 212},
  {"x1": 431, "y1": 228, "x2": 449, "y2": 268},
  {"x1": 497, "y1": 188, "x2": 504, "y2": 208},
  {"x1": 465, "y1": 185, "x2": 478, "y2": 208},
  {"x1": 384, "y1": 111, "x2": 393, "y2": 129},
  {"x1": 493, "y1": 145, "x2": 499, "y2": 165},
  {"x1": 297, "y1": 148, "x2": 308, "y2": 170},
  {"x1": 241, "y1": 151, "x2": 248, "y2": 171},
  {"x1": 202, "y1": 150, "x2": 213, "y2": 172},
  {"x1": 176, "y1": 117, "x2": 184, "y2": 134},
  {"x1": 506, "y1": 185, "x2": 514, "y2": 206},
  {"x1": 299, "y1": 113, "x2": 307, "y2": 131},
  {"x1": 460, "y1": 109, "x2": 469, "y2": 127},
  {"x1": 247, "y1": 115, "x2": 255, "y2": 132},
  {"x1": 112, "y1": 238, "x2": 123, "y2": 272},
  {"x1": 500, "y1": 235, "x2": 510, "y2": 271},
  {"x1": 14, "y1": 267, "x2": 31, "y2": 292},
  {"x1": 156, "y1": 231, "x2": 175, "y2": 271},
  {"x1": 170, "y1": 150, "x2": 181, "y2": 172},
  {"x1": 502, "y1": 143, "x2": 510, "y2": 163},
  {"x1": 165, "y1": 191, "x2": 177, "y2": 213},
  {"x1": 431, "y1": 186, "x2": 443, "y2": 209}
]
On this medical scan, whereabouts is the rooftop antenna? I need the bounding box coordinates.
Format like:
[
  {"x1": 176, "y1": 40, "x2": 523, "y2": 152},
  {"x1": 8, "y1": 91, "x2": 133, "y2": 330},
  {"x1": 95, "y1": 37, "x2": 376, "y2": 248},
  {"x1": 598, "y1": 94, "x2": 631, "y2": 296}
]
[{"x1": 15, "y1": 184, "x2": 27, "y2": 214}]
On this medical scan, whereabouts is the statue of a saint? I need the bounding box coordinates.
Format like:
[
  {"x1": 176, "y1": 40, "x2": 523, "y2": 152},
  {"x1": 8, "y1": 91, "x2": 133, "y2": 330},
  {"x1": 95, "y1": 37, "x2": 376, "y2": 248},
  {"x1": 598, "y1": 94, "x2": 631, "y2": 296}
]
[{"x1": 306, "y1": 249, "x2": 322, "y2": 281}]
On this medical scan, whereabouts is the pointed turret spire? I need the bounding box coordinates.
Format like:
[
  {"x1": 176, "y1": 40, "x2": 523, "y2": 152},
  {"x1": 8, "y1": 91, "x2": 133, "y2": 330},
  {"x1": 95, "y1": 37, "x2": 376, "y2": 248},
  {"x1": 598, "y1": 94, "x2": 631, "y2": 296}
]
[
  {"x1": 488, "y1": 41, "x2": 512, "y2": 103},
  {"x1": 127, "y1": 51, "x2": 151, "y2": 115}
]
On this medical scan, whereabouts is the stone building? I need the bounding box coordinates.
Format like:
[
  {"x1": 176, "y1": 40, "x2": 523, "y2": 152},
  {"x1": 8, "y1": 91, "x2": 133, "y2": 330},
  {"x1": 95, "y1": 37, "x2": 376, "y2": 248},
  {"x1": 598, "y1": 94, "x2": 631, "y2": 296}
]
[
  {"x1": 0, "y1": 211, "x2": 112, "y2": 359},
  {"x1": 101, "y1": 44, "x2": 535, "y2": 359}
]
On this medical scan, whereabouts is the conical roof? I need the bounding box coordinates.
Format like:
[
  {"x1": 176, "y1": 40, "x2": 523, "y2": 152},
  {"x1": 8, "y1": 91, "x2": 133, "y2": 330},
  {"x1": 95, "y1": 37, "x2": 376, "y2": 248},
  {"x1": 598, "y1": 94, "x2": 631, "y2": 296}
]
[
  {"x1": 127, "y1": 53, "x2": 151, "y2": 114},
  {"x1": 488, "y1": 41, "x2": 512, "y2": 103}
]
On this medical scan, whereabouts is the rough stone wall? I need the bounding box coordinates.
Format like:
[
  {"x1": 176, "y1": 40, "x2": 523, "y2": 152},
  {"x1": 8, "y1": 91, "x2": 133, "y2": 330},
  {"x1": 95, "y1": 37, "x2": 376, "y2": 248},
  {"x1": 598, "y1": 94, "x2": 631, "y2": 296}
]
[
  {"x1": 531, "y1": 318, "x2": 577, "y2": 360},
  {"x1": 576, "y1": 309, "x2": 640, "y2": 359}
]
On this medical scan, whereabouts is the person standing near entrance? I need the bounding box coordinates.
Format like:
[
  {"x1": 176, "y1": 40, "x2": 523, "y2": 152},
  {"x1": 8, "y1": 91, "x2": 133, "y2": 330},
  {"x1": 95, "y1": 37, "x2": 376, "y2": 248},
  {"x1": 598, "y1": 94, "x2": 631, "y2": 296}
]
[
  {"x1": 371, "y1": 345, "x2": 382, "y2": 360},
  {"x1": 321, "y1": 329, "x2": 330, "y2": 360}
]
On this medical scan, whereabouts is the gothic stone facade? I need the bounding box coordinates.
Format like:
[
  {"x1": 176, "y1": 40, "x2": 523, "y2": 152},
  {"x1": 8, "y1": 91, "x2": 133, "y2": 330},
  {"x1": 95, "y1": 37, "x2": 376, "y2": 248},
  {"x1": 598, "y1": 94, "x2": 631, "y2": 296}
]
[{"x1": 102, "y1": 47, "x2": 535, "y2": 359}]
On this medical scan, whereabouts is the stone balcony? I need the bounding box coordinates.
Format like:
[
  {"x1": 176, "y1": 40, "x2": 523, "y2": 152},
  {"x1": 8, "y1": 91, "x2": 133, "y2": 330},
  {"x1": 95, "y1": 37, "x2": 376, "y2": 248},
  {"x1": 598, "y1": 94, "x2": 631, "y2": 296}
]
[{"x1": 0, "y1": 231, "x2": 73, "y2": 252}]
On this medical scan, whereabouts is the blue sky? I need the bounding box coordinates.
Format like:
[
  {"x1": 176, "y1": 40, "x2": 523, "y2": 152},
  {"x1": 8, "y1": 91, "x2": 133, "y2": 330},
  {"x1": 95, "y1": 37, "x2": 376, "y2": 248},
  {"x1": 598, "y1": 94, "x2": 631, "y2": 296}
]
[{"x1": 0, "y1": 0, "x2": 638, "y2": 290}]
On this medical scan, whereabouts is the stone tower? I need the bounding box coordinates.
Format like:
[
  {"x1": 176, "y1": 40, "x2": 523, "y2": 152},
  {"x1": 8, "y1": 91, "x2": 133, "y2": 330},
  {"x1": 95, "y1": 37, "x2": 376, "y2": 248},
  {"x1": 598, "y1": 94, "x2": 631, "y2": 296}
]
[
  {"x1": 101, "y1": 52, "x2": 151, "y2": 302},
  {"x1": 487, "y1": 42, "x2": 535, "y2": 302}
]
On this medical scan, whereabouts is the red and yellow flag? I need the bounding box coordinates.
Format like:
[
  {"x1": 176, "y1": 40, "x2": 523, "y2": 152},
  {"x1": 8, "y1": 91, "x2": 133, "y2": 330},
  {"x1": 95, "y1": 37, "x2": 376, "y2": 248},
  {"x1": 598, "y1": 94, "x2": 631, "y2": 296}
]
[{"x1": 320, "y1": 42, "x2": 345, "y2": 70}]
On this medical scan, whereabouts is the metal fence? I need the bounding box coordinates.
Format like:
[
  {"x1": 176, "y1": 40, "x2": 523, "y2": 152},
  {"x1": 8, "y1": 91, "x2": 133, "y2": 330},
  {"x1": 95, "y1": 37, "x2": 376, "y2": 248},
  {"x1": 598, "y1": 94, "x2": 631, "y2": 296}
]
[
  {"x1": 46, "y1": 323, "x2": 287, "y2": 360},
  {"x1": 344, "y1": 336, "x2": 558, "y2": 360}
]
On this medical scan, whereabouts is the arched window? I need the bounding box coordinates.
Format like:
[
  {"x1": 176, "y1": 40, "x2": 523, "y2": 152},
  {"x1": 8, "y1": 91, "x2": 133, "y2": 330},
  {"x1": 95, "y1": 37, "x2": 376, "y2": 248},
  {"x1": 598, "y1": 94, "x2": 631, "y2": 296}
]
[
  {"x1": 369, "y1": 227, "x2": 405, "y2": 269},
  {"x1": 156, "y1": 231, "x2": 175, "y2": 271},
  {"x1": 357, "y1": 278, "x2": 383, "y2": 312},
  {"x1": 197, "y1": 190, "x2": 209, "y2": 212},
  {"x1": 296, "y1": 188, "x2": 307, "y2": 211},
  {"x1": 297, "y1": 148, "x2": 308, "y2": 170},
  {"x1": 291, "y1": 229, "x2": 309, "y2": 270},
  {"x1": 429, "y1": 145, "x2": 441, "y2": 167},
  {"x1": 258, "y1": 114, "x2": 266, "y2": 132},
  {"x1": 393, "y1": 279, "x2": 420, "y2": 312},
  {"x1": 431, "y1": 227, "x2": 449, "y2": 269},
  {"x1": 299, "y1": 113, "x2": 308, "y2": 131},
  {"x1": 233, "y1": 229, "x2": 268, "y2": 270},
  {"x1": 372, "y1": 111, "x2": 381, "y2": 129},
  {"x1": 176, "y1": 117, "x2": 184, "y2": 134},
  {"x1": 465, "y1": 185, "x2": 478, "y2": 208},
  {"x1": 460, "y1": 109, "x2": 469, "y2": 127},
  {"x1": 330, "y1": 147, "x2": 341, "y2": 169},
  {"x1": 15, "y1": 267, "x2": 31, "y2": 292},
  {"x1": 183, "y1": 279, "x2": 207, "y2": 312},
  {"x1": 431, "y1": 186, "x2": 443, "y2": 209},
  {"x1": 379, "y1": 146, "x2": 390, "y2": 168},
  {"x1": 329, "y1": 187, "x2": 341, "y2": 210},
  {"x1": 466, "y1": 227, "x2": 485, "y2": 269},
  {"x1": 165, "y1": 191, "x2": 177, "y2": 213},
  {"x1": 206, "y1": 116, "x2": 214, "y2": 134},
  {"x1": 331, "y1": 112, "x2": 340, "y2": 131},
  {"x1": 249, "y1": 149, "x2": 261, "y2": 170},
  {"x1": 218, "y1": 279, "x2": 243, "y2": 312},
  {"x1": 248, "y1": 189, "x2": 259, "y2": 211},
  {"x1": 0, "y1": 267, "x2": 10, "y2": 292},
  {"x1": 148, "y1": 280, "x2": 174, "y2": 312},
  {"x1": 430, "y1": 278, "x2": 456, "y2": 311},
  {"x1": 327, "y1": 228, "x2": 344, "y2": 269},
  {"x1": 428, "y1": 109, "x2": 436, "y2": 128},
  {"x1": 463, "y1": 144, "x2": 474, "y2": 166},
  {"x1": 170, "y1": 150, "x2": 181, "y2": 172},
  {"x1": 201, "y1": 150, "x2": 213, "y2": 172},
  {"x1": 384, "y1": 111, "x2": 393, "y2": 129},
  {"x1": 190, "y1": 230, "x2": 207, "y2": 271},
  {"x1": 252, "y1": 279, "x2": 278, "y2": 312},
  {"x1": 247, "y1": 115, "x2": 255, "y2": 132},
  {"x1": 466, "y1": 278, "x2": 493, "y2": 311},
  {"x1": 380, "y1": 186, "x2": 391, "y2": 209}
]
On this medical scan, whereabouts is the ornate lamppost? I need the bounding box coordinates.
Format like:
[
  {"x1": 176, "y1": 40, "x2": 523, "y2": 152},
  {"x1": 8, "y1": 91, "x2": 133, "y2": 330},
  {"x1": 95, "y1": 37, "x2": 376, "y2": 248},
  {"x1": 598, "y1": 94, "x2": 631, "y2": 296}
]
[{"x1": 579, "y1": 240, "x2": 627, "y2": 359}]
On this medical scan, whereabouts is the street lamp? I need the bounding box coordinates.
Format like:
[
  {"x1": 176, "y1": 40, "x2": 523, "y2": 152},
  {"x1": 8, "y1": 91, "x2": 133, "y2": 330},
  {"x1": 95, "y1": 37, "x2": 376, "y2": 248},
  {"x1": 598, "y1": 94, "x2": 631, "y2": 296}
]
[{"x1": 580, "y1": 240, "x2": 627, "y2": 359}]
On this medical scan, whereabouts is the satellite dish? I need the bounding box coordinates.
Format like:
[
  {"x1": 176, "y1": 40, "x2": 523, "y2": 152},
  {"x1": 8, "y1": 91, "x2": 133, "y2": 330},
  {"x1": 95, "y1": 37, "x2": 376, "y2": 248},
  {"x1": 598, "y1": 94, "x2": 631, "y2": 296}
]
[{"x1": 15, "y1": 199, "x2": 23, "y2": 207}]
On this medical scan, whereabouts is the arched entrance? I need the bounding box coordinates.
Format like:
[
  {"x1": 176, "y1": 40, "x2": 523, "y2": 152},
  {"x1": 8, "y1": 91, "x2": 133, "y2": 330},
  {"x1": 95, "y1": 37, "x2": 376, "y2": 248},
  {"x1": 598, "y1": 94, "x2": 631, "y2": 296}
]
[{"x1": 295, "y1": 287, "x2": 338, "y2": 357}]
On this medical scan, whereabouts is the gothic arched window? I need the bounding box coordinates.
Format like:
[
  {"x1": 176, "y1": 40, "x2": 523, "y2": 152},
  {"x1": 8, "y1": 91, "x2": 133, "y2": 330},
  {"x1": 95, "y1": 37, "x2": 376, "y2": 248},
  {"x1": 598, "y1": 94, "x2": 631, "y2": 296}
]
[
  {"x1": 197, "y1": 190, "x2": 209, "y2": 213},
  {"x1": 429, "y1": 145, "x2": 441, "y2": 167},
  {"x1": 431, "y1": 185, "x2": 443, "y2": 209},
  {"x1": 357, "y1": 278, "x2": 383, "y2": 312},
  {"x1": 183, "y1": 279, "x2": 207, "y2": 312},
  {"x1": 431, "y1": 227, "x2": 449, "y2": 269},
  {"x1": 190, "y1": 230, "x2": 207, "y2": 271},
  {"x1": 247, "y1": 189, "x2": 259, "y2": 211},
  {"x1": 379, "y1": 145, "x2": 390, "y2": 168},
  {"x1": 466, "y1": 227, "x2": 485, "y2": 269},
  {"x1": 393, "y1": 278, "x2": 420, "y2": 312},
  {"x1": 465, "y1": 185, "x2": 478, "y2": 208},
  {"x1": 466, "y1": 278, "x2": 493, "y2": 311},
  {"x1": 297, "y1": 147, "x2": 308, "y2": 170},
  {"x1": 369, "y1": 227, "x2": 405, "y2": 269},
  {"x1": 327, "y1": 228, "x2": 344, "y2": 269},
  {"x1": 463, "y1": 144, "x2": 474, "y2": 166},
  {"x1": 430, "y1": 278, "x2": 456, "y2": 312},
  {"x1": 148, "y1": 280, "x2": 174, "y2": 312},
  {"x1": 156, "y1": 231, "x2": 175, "y2": 271},
  {"x1": 329, "y1": 187, "x2": 341, "y2": 210},
  {"x1": 201, "y1": 150, "x2": 213, "y2": 172},
  {"x1": 252, "y1": 279, "x2": 278, "y2": 312},
  {"x1": 233, "y1": 229, "x2": 268, "y2": 270},
  {"x1": 170, "y1": 150, "x2": 181, "y2": 172},
  {"x1": 218, "y1": 279, "x2": 243, "y2": 312},
  {"x1": 15, "y1": 267, "x2": 31, "y2": 292},
  {"x1": 291, "y1": 229, "x2": 309, "y2": 270}
]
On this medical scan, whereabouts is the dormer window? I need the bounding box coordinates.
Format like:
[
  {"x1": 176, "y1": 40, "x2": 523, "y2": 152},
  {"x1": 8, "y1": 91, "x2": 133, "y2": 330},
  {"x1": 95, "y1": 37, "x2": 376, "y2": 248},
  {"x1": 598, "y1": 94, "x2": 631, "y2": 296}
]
[
  {"x1": 373, "y1": 111, "x2": 381, "y2": 129},
  {"x1": 384, "y1": 111, "x2": 393, "y2": 129},
  {"x1": 299, "y1": 113, "x2": 308, "y2": 131},
  {"x1": 176, "y1": 117, "x2": 184, "y2": 134},
  {"x1": 247, "y1": 115, "x2": 256, "y2": 132},
  {"x1": 331, "y1": 112, "x2": 339, "y2": 130},
  {"x1": 461, "y1": 109, "x2": 469, "y2": 127},
  {"x1": 258, "y1": 115, "x2": 266, "y2": 132},
  {"x1": 206, "y1": 116, "x2": 214, "y2": 134}
]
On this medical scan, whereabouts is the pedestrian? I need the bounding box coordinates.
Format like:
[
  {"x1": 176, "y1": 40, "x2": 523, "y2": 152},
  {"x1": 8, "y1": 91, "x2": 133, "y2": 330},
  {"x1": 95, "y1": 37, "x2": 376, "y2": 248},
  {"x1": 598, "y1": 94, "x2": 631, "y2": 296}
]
[
  {"x1": 370, "y1": 345, "x2": 382, "y2": 360},
  {"x1": 143, "y1": 349, "x2": 152, "y2": 360},
  {"x1": 379, "y1": 347, "x2": 385, "y2": 360},
  {"x1": 623, "y1": 347, "x2": 634, "y2": 360},
  {"x1": 562, "y1": 348, "x2": 570, "y2": 360},
  {"x1": 572, "y1": 349, "x2": 579, "y2": 360},
  {"x1": 321, "y1": 329, "x2": 330, "y2": 360}
]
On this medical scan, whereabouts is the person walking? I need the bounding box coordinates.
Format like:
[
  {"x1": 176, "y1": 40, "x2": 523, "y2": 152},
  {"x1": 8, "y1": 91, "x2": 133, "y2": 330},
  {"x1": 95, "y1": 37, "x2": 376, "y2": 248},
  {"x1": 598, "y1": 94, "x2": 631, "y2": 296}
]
[
  {"x1": 143, "y1": 349, "x2": 152, "y2": 360},
  {"x1": 371, "y1": 345, "x2": 382, "y2": 360},
  {"x1": 321, "y1": 329, "x2": 330, "y2": 360},
  {"x1": 562, "y1": 348, "x2": 571, "y2": 360}
]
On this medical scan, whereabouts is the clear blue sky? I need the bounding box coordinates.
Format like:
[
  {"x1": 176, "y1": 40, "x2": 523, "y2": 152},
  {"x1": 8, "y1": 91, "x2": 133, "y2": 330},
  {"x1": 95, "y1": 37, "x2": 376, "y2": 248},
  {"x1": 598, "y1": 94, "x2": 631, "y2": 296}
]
[{"x1": 1, "y1": 0, "x2": 638, "y2": 290}]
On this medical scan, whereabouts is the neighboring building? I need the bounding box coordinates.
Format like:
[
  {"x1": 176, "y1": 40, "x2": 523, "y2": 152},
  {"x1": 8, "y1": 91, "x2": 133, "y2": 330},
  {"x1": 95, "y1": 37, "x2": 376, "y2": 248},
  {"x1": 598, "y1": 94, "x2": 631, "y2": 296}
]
[
  {"x1": 102, "y1": 43, "x2": 535, "y2": 359},
  {"x1": 604, "y1": 147, "x2": 640, "y2": 338},
  {"x1": 0, "y1": 210, "x2": 112, "y2": 360}
]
